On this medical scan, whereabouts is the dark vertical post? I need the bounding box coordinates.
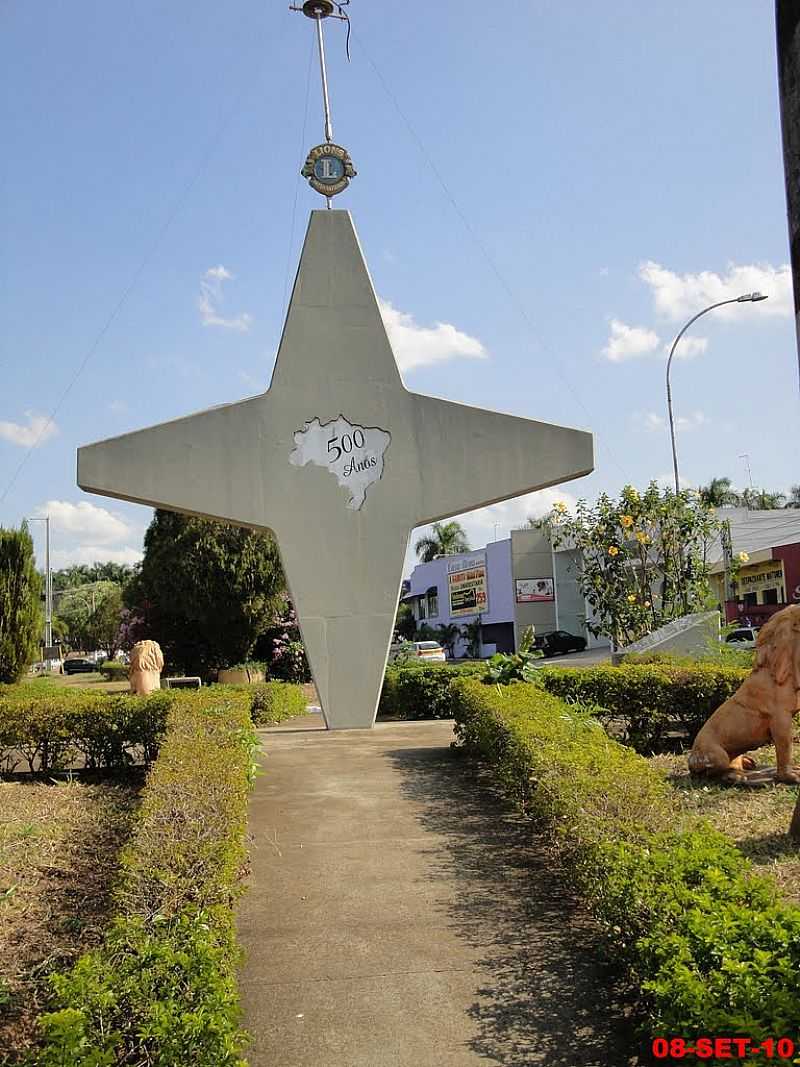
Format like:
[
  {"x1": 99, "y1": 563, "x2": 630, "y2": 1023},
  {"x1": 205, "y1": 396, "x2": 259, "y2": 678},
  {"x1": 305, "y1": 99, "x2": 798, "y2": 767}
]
[{"x1": 776, "y1": 0, "x2": 800, "y2": 383}]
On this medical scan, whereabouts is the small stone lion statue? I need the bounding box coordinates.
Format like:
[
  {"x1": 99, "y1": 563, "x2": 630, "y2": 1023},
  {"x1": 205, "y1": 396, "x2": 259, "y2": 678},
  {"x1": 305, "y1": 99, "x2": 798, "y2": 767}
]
[
  {"x1": 689, "y1": 604, "x2": 800, "y2": 785},
  {"x1": 129, "y1": 639, "x2": 164, "y2": 696}
]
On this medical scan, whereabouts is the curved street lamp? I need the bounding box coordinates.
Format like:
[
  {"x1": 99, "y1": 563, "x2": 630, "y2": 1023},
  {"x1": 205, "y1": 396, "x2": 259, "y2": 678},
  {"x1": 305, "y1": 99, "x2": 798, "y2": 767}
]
[{"x1": 666, "y1": 292, "x2": 768, "y2": 493}]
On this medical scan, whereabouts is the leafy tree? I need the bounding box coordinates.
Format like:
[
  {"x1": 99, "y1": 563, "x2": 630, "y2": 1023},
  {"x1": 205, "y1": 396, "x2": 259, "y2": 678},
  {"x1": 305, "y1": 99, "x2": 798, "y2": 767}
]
[
  {"x1": 127, "y1": 510, "x2": 285, "y2": 675},
  {"x1": 55, "y1": 581, "x2": 122, "y2": 654},
  {"x1": 393, "y1": 601, "x2": 416, "y2": 641},
  {"x1": 785, "y1": 485, "x2": 800, "y2": 509},
  {"x1": 52, "y1": 562, "x2": 135, "y2": 593},
  {"x1": 0, "y1": 524, "x2": 43, "y2": 682},
  {"x1": 435, "y1": 623, "x2": 460, "y2": 657},
  {"x1": 542, "y1": 484, "x2": 720, "y2": 650},
  {"x1": 414, "y1": 521, "x2": 470, "y2": 563},
  {"x1": 460, "y1": 618, "x2": 482, "y2": 659},
  {"x1": 741, "y1": 487, "x2": 786, "y2": 510},
  {"x1": 698, "y1": 477, "x2": 739, "y2": 507}
]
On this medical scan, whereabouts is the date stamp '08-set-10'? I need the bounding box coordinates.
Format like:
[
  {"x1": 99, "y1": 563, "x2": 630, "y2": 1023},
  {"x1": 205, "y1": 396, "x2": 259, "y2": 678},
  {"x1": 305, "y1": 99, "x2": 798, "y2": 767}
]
[{"x1": 652, "y1": 1037, "x2": 798, "y2": 1060}]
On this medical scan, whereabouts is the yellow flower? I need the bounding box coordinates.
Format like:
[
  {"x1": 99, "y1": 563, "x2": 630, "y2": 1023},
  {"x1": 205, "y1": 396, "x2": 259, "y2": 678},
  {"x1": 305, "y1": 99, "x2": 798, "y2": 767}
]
[
  {"x1": 621, "y1": 514, "x2": 634, "y2": 528},
  {"x1": 627, "y1": 594, "x2": 636, "y2": 603},
  {"x1": 635, "y1": 530, "x2": 650, "y2": 544},
  {"x1": 737, "y1": 551, "x2": 750, "y2": 564},
  {"x1": 608, "y1": 546, "x2": 619, "y2": 557},
  {"x1": 644, "y1": 600, "x2": 651, "y2": 608},
  {"x1": 553, "y1": 501, "x2": 568, "y2": 514}
]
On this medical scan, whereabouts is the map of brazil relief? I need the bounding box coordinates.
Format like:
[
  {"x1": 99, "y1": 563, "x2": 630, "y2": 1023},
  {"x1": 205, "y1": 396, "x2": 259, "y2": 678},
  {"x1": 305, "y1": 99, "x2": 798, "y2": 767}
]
[{"x1": 289, "y1": 416, "x2": 391, "y2": 511}]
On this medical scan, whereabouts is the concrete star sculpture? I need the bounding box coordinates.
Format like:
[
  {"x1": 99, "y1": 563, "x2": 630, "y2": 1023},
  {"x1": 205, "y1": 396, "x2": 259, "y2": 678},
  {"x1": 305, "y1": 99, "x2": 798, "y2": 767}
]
[{"x1": 78, "y1": 211, "x2": 593, "y2": 728}]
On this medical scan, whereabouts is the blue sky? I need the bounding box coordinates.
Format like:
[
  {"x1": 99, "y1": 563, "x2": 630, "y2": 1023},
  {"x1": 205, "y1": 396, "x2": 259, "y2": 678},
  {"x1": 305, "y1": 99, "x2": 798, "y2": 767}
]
[{"x1": 1, "y1": 1, "x2": 797, "y2": 575}]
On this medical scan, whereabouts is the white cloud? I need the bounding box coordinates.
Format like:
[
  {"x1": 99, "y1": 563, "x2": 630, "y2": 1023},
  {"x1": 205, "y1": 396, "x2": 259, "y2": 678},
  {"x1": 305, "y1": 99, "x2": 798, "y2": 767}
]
[
  {"x1": 198, "y1": 265, "x2": 253, "y2": 332},
  {"x1": 636, "y1": 410, "x2": 709, "y2": 433},
  {"x1": 602, "y1": 319, "x2": 661, "y2": 362},
  {"x1": 378, "y1": 298, "x2": 488, "y2": 372},
  {"x1": 0, "y1": 412, "x2": 58, "y2": 448},
  {"x1": 664, "y1": 335, "x2": 708, "y2": 360},
  {"x1": 33, "y1": 500, "x2": 133, "y2": 545},
  {"x1": 406, "y1": 487, "x2": 579, "y2": 577},
  {"x1": 639, "y1": 260, "x2": 792, "y2": 321}
]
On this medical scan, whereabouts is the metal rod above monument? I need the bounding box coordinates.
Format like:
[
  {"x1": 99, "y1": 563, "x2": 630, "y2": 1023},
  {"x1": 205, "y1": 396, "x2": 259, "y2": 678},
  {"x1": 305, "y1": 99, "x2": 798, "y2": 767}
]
[{"x1": 291, "y1": 1, "x2": 356, "y2": 207}]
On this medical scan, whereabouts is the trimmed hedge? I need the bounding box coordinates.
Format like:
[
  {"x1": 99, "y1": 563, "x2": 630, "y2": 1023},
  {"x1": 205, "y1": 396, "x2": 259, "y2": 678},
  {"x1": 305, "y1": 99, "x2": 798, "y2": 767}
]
[
  {"x1": 538, "y1": 663, "x2": 749, "y2": 751},
  {"x1": 379, "y1": 662, "x2": 485, "y2": 719},
  {"x1": 30, "y1": 698, "x2": 258, "y2": 1066},
  {"x1": 0, "y1": 680, "x2": 304, "y2": 775},
  {"x1": 250, "y1": 680, "x2": 307, "y2": 725},
  {"x1": 100, "y1": 659, "x2": 129, "y2": 682},
  {"x1": 451, "y1": 679, "x2": 800, "y2": 1051},
  {"x1": 379, "y1": 661, "x2": 751, "y2": 753}
]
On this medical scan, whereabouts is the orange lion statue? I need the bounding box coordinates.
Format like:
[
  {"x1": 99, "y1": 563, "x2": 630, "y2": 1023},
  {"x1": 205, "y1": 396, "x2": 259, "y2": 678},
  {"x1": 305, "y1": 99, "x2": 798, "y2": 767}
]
[
  {"x1": 689, "y1": 604, "x2": 800, "y2": 785},
  {"x1": 129, "y1": 639, "x2": 164, "y2": 696}
]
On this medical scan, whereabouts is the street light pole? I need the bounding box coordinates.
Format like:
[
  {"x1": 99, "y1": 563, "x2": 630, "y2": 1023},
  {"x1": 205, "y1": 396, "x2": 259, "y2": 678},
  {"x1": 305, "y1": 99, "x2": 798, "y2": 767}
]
[
  {"x1": 666, "y1": 293, "x2": 768, "y2": 493},
  {"x1": 24, "y1": 515, "x2": 52, "y2": 648}
]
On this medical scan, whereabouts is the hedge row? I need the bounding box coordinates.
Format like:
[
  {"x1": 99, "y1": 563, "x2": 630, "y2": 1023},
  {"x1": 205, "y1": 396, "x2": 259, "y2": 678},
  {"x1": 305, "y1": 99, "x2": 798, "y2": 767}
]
[
  {"x1": 30, "y1": 698, "x2": 258, "y2": 1066},
  {"x1": 379, "y1": 661, "x2": 750, "y2": 753},
  {"x1": 379, "y1": 662, "x2": 485, "y2": 719},
  {"x1": 450, "y1": 679, "x2": 800, "y2": 1051},
  {"x1": 0, "y1": 680, "x2": 305, "y2": 774},
  {"x1": 538, "y1": 662, "x2": 749, "y2": 751}
]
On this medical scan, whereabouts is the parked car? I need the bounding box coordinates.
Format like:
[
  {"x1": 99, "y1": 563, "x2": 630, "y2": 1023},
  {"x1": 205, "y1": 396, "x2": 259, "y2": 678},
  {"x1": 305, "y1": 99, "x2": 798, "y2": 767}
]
[
  {"x1": 724, "y1": 626, "x2": 759, "y2": 649},
  {"x1": 63, "y1": 657, "x2": 98, "y2": 675},
  {"x1": 412, "y1": 641, "x2": 446, "y2": 662},
  {"x1": 535, "y1": 630, "x2": 587, "y2": 657}
]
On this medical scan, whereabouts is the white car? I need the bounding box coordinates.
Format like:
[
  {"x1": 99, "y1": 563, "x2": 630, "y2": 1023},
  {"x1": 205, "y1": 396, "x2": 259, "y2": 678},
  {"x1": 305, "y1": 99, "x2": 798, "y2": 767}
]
[
  {"x1": 411, "y1": 641, "x2": 447, "y2": 662},
  {"x1": 725, "y1": 626, "x2": 759, "y2": 650}
]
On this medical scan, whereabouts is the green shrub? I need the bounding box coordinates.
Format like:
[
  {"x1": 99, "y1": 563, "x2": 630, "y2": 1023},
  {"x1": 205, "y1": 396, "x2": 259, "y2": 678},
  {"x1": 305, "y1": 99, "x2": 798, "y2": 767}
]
[
  {"x1": 450, "y1": 678, "x2": 800, "y2": 1052},
  {"x1": 249, "y1": 680, "x2": 306, "y2": 725},
  {"x1": 0, "y1": 680, "x2": 298, "y2": 776},
  {"x1": 99, "y1": 659, "x2": 129, "y2": 682},
  {"x1": 31, "y1": 699, "x2": 256, "y2": 1066},
  {"x1": 379, "y1": 662, "x2": 485, "y2": 719},
  {"x1": 539, "y1": 662, "x2": 749, "y2": 751}
]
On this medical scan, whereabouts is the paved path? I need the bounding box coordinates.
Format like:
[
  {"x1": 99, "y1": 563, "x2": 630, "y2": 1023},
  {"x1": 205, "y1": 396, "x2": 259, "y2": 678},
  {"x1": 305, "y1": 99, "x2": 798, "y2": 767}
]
[{"x1": 237, "y1": 718, "x2": 640, "y2": 1067}]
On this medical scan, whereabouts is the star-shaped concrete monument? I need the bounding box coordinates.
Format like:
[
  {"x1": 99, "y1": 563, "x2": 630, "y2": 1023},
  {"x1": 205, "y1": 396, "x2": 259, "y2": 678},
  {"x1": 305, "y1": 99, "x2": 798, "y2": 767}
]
[{"x1": 78, "y1": 211, "x2": 593, "y2": 728}]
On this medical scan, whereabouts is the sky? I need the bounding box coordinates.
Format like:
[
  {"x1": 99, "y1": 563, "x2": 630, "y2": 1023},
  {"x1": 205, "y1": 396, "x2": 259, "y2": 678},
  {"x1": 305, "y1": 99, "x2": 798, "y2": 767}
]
[{"x1": 1, "y1": 1, "x2": 798, "y2": 578}]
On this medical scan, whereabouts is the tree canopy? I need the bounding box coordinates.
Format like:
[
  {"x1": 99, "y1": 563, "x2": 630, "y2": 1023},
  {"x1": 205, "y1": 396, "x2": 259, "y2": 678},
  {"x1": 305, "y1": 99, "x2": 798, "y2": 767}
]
[
  {"x1": 0, "y1": 524, "x2": 43, "y2": 682},
  {"x1": 126, "y1": 510, "x2": 286, "y2": 675},
  {"x1": 542, "y1": 484, "x2": 720, "y2": 650},
  {"x1": 414, "y1": 521, "x2": 470, "y2": 563}
]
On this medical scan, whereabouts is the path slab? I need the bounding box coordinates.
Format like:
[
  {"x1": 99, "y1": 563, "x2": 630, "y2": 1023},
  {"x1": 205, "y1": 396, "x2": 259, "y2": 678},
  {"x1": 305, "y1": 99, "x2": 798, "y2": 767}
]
[{"x1": 237, "y1": 720, "x2": 639, "y2": 1066}]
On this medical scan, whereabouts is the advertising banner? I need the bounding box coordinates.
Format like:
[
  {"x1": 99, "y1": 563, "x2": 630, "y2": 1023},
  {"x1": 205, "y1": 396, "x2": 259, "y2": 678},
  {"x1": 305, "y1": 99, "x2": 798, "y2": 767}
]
[
  {"x1": 515, "y1": 578, "x2": 554, "y2": 603},
  {"x1": 447, "y1": 551, "x2": 488, "y2": 617}
]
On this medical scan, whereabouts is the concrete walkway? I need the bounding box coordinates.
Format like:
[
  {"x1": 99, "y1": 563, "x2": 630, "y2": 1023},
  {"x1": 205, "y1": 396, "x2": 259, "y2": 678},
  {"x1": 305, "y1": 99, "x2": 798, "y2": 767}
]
[{"x1": 237, "y1": 717, "x2": 640, "y2": 1067}]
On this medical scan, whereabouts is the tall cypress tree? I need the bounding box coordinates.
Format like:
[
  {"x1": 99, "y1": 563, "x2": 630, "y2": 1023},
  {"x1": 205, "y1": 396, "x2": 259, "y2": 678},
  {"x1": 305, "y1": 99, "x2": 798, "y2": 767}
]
[{"x1": 0, "y1": 523, "x2": 43, "y2": 683}]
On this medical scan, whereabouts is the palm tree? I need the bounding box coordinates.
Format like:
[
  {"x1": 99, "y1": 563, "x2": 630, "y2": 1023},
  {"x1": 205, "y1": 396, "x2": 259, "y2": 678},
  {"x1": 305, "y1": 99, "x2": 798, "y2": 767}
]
[
  {"x1": 414, "y1": 521, "x2": 470, "y2": 563},
  {"x1": 698, "y1": 477, "x2": 739, "y2": 507},
  {"x1": 741, "y1": 487, "x2": 786, "y2": 510},
  {"x1": 784, "y1": 485, "x2": 800, "y2": 509}
]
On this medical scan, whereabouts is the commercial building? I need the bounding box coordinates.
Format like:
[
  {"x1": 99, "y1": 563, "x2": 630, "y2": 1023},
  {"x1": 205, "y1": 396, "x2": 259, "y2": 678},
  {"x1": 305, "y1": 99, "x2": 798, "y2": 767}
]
[
  {"x1": 403, "y1": 526, "x2": 608, "y2": 658},
  {"x1": 708, "y1": 508, "x2": 800, "y2": 625}
]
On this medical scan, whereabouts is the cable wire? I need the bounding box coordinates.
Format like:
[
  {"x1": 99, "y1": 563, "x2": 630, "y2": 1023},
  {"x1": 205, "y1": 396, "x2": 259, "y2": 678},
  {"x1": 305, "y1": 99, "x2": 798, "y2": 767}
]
[
  {"x1": 352, "y1": 30, "x2": 631, "y2": 485},
  {"x1": 1, "y1": 17, "x2": 288, "y2": 507}
]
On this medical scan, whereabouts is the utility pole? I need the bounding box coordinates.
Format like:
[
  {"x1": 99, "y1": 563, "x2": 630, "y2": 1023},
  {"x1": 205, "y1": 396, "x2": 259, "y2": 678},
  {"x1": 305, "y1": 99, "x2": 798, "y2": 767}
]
[
  {"x1": 776, "y1": 0, "x2": 800, "y2": 386},
  {"x1": 25, "y1": 515, "x2": 52, "y2": 649}
]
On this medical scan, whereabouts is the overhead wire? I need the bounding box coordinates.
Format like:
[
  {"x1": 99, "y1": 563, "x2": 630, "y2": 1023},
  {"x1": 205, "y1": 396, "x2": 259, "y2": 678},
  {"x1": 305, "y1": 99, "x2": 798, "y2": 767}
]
[
  {"x1": 0, "y1": 15, "x2": 290, "y2": 508},
  {"x1": 351, "y1": 29, "x2": 632, "y2": 486}
]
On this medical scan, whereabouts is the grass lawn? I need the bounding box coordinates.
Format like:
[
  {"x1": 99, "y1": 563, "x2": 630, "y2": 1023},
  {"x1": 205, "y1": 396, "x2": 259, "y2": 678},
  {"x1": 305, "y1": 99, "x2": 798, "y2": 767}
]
[
  {"x1": 651, "y1": 744, "x2": 800, "y2": 904},
  {"x1": 23, "y1": 671, "x2": 130, "y2": 694},
  {"x1": 0, "y1": 778, "x2": 140, "y2": 1061}
]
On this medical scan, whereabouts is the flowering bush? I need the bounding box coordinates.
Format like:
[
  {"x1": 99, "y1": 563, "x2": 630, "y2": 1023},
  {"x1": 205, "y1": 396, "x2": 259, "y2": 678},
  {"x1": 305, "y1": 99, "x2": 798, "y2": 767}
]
[
  {"x1": 268, "y1": 598, "x2": 311, "y2": 683},
  {"x1": 542, "y1": 483, "x2": 720, "y2": 649}
]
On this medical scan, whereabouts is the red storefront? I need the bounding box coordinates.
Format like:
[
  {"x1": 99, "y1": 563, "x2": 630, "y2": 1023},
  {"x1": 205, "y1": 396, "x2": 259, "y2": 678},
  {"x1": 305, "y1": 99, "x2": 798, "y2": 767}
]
[{"x1": 725, "y1": 541, "x2": 800, "y2": 624}]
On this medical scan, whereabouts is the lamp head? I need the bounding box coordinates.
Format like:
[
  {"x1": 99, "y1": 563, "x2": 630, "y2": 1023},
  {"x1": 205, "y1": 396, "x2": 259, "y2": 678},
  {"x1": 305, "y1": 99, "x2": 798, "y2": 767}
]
[{"x1": 737, "y1": 292, "x2": 768, "y2": 302}]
